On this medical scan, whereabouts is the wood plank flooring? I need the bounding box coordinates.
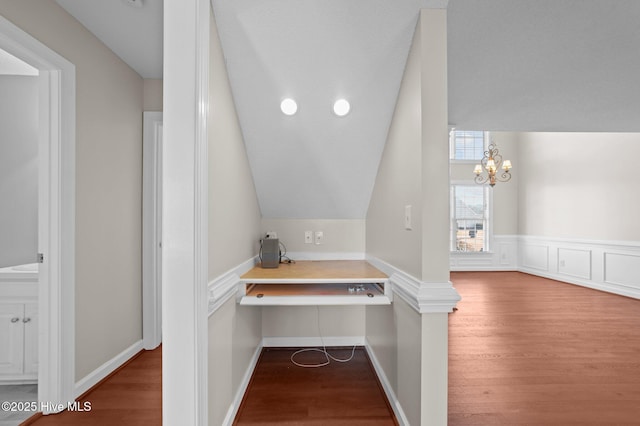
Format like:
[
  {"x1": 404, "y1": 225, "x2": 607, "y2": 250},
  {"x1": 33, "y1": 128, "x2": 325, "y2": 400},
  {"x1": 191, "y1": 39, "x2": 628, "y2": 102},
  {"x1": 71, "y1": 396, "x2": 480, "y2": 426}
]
[
  {"x1": 233, "y1": 347, "x2": 398, "y2": 425},
  {"x1": 17, "y1": 271, "x2": 640, "y2": 425},
  {"x1": 449, "y1": 272, "x2": 640, "y2": 425},
  {"x1": 22, "y1": 346, "x2": 161, "y2": 426}
]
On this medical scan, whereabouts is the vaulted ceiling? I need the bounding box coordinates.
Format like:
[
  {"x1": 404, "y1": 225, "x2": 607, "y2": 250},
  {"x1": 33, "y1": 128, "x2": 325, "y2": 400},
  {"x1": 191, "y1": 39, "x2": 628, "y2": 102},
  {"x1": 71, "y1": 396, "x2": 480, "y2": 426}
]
[{"x1": 54, "y1": 0, "x2": 640, "y2": 218}]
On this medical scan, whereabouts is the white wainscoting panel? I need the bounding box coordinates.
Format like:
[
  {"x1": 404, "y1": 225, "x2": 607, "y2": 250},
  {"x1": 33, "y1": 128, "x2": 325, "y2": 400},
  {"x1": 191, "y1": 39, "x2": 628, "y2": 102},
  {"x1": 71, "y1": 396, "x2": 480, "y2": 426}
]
[
  {"x1": 520, "y1": 243, "x2": 549, "y2": 272},
  {"x1": 558, "y1": 247, "x2": 592, "y2": 281},
  {"x1": 450, "y1": 235, "x2": 518, "y2": 271},
  {"x1": 604, "y1": 252, "x2": 640, "y2": 291},
  {"x1": 519, "y1": 236, "x2": 640, "y2": 299}
]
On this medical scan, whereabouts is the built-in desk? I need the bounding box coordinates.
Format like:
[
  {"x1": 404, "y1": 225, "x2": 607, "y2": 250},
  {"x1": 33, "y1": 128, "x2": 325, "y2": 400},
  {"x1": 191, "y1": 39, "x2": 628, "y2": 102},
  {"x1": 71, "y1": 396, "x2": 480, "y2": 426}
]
[{"x1": 239, "y1": 260, "x2": 391, "y2": 306}]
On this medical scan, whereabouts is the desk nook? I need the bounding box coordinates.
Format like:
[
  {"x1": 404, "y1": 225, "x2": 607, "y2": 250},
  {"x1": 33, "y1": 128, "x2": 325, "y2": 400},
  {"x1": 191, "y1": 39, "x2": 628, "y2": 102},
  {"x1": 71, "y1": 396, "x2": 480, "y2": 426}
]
[{"x1": 239, "y1": 260, "x2": 391, "y2": 306}]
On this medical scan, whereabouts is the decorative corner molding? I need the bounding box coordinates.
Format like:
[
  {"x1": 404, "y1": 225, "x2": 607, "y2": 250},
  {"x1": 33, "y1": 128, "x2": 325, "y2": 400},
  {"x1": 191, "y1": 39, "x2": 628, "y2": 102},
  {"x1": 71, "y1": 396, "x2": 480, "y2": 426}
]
[
  {"x1": 366, "y1": 256, "x2": 461, "y2": 313},
  {"x1": 208, "y1": 256, "x2": 259, "y2": 317}
]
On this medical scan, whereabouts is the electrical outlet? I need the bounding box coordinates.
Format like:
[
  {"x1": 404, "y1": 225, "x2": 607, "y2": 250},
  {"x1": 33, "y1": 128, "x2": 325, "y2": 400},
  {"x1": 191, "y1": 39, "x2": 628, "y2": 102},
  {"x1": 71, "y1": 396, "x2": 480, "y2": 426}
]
[
  {"x1": 315, "y1": 231, "x2": 323, "y2": 245},
  {"x1": 304, "y1": 231, "x2": 313, "y2": 244}
]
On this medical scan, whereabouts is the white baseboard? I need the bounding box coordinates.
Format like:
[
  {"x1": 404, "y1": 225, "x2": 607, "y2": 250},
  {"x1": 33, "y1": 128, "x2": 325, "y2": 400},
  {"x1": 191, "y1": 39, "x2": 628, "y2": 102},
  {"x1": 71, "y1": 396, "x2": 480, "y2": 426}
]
[
  {"x1": 262, "y1": 336, "x2": 365, "y2": 347},
  {"x1": 365, "y1": 340, "x2": 409, "y2": 426},
  {"x1": 221, "y1": 341, "x2": 263, "y2": 426},
  {"x1": 74, "y1": 340, "x2": 144, "y2": 398}
]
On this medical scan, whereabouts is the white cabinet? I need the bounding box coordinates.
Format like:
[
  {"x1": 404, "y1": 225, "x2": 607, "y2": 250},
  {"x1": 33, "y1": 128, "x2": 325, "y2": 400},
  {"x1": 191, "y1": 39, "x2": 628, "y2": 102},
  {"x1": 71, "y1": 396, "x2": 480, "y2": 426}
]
[{"x1": 0, "y1": 303, "x2": 38, "y2": 382}]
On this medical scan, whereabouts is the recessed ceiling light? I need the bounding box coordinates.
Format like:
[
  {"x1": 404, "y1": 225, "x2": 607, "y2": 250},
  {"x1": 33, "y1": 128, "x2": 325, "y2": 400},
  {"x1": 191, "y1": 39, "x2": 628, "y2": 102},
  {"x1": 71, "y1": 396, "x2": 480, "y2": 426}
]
[
  {"x1": 280, "y1": 98, "x2": 298, "y2": 116},
  {"x1": 333, "y1": 99, "x2": 350, "y2": 117}
]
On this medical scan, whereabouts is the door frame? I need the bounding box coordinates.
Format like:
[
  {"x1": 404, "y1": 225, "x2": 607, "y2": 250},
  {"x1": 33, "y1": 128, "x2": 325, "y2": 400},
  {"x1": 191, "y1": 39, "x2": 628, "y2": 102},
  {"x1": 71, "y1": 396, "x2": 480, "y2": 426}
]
[
  {"x1": 0, "y1": 16, "x2": 76, "y2": 411},
  {"x1": 143, "y1": 111, "x2": 163, "y2": 350}
]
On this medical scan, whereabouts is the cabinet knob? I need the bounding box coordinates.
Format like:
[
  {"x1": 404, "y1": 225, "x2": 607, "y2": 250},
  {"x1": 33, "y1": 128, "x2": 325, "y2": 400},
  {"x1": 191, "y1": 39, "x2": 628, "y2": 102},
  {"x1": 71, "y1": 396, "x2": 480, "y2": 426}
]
[
  {"x1": 11, "y1": 317, "x2": 20, "y2": 323},
  {"x1": 23, "y1": 317, "x2": 31, "y2": 323}
]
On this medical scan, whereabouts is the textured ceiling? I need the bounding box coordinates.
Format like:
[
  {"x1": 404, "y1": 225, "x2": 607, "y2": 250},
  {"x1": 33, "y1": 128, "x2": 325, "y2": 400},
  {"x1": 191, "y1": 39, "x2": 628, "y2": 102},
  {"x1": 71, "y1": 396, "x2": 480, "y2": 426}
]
[
  {"x1": 53, "y1": 0, "x2": 640, "y2": 219},
  {"x1": 447, "y1": 0, "x2": 640, "y2": 132}
]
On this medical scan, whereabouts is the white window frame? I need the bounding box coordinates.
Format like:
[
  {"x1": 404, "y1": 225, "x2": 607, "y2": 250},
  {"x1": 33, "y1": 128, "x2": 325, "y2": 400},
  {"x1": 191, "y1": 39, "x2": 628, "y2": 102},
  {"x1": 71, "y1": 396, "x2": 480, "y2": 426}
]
[
  {"x1": 450, "y1": 181, "x2": 494, "y2": 254},
  {"x1": 449, "y1": 130, "x2": 490, "y2": 163}
]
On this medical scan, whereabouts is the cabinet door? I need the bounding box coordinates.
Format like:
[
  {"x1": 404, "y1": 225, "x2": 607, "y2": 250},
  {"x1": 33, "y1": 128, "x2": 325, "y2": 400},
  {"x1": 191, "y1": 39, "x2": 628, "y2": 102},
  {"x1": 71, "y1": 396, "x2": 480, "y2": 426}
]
[
  {"x1": 0, "y1": 304, "x2": 24, "y2": 375},
  {"x1": 23, "y1": 303, "x2": 38, "y2": 375}
]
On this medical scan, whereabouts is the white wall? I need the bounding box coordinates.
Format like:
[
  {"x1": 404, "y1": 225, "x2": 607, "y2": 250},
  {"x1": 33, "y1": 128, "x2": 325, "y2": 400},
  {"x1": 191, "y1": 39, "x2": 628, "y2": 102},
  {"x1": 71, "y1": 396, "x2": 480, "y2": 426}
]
[
  {"x1": 207, "y1": 7, "x2": 262, "y2": 279},
  {"x1": 518, "y1": 132, "x2": 639, "y2": 241},
  {"x1": 0, "y1": 1, "x2": 145, "y2": 381},
  {"x1": 0, "y1": 75, "x2": 38, "y2": 268},
  {"x1": 517, "y1": 132, "x2": 640, "y2": 298},
  {"x1": 207, "y1": 8, "x2": 263, "y2": 426},
  {"x1": 365, "y1": 12, "x2": 423, "y2": 280},
  {"x1": 261, "y1": 218, "x2": 365, "y2": 259},
  {"x1": 366, "y1": 10, "x2": 455, "y2": 425}
]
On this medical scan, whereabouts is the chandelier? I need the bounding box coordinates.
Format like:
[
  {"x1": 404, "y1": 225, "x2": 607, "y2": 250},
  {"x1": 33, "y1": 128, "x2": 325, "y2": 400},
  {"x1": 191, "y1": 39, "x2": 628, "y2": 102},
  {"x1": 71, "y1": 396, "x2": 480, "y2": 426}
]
[{"x1": 473, "y1": 143, "x2": 512, "y2": 187}]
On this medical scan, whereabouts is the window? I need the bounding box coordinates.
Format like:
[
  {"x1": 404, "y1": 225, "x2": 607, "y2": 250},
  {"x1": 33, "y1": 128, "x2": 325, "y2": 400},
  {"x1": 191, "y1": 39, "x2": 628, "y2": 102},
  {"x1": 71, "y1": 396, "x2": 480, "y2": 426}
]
[
  {"x1": 451, "y1": 185, "x2": 489, "y2": 252},
  {"x1": 450, "y1": 130, "x2": 487, "y2": 161}
]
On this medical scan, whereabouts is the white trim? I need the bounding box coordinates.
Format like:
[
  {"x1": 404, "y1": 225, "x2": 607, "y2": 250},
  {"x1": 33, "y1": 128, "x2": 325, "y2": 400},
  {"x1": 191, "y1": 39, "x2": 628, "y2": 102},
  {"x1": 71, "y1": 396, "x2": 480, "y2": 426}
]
[
  {"x1": 208, "y1": 256, "x2": 258, "y2": 316},
  {"x1": 0, "y1": 15, "x2": 76, "y2": 413},
  {"x1": 240, "y1": 294, "x2": 391, "y2": 306},
  {"x1": 366, "y1": 256, "x2": 461, "y2": 313},
  {"x1": 221, "y1": 342, "x2": 263, "y2": 426},
  {"x1": 74, "y1": 340, "x2": 144, "y2": 398},
  {"x1": 518, "y1": 234, "x2": 640, "y2": 250},
  {"x1": 519, "y1": 235, "x2": 640, "y2": 299},
  {"x1": 143, "y1": 112, "x2": 163, "y2": 350},
  {"x1": 365, "y1": 340, "x2": 409, "y2": 426},
  {"x1": 262, "y1": 336, "x2": 366, "y2": 347},
  {"x1": 162, "y1": 0, "x2": 210, "y2": 424}
]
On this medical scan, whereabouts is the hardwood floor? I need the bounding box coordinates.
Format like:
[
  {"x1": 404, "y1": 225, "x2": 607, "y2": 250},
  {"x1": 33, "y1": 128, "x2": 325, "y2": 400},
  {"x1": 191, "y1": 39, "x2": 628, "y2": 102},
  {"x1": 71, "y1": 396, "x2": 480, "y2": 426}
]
[
  {"x1": 18, "y1": 272, "x2": 640, "y2": 425},
  {"x1": 449, "y1": 272, "x2": 640, "y2": 425},
  {"x1": 233, "y1": 347, "x2": 398, "y2": 425},
  {"x1": 22, "y1": 346, "x2": 161, "y2": 426}
]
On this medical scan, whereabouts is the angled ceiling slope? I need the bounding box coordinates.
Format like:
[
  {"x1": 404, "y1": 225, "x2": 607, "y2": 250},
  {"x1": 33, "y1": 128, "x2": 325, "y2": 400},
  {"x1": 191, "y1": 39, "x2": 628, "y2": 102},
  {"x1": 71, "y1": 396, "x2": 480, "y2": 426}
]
[
  {"x1": 53, "y1": 0, "x2": 640, "y2": 220},
  {"x1": 55, "y1": 0, "x2": 163, "y2": 78},
  {"x1": 213, "y1": 0, "x2": 447, "y2": 219}
]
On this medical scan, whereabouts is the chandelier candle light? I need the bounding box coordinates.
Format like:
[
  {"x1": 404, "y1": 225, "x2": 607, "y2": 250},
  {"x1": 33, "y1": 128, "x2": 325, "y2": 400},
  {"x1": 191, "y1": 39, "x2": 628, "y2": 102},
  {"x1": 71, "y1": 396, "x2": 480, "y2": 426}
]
[{"x1": 473, "y1": 143, "x2": 512, "y2": 187}]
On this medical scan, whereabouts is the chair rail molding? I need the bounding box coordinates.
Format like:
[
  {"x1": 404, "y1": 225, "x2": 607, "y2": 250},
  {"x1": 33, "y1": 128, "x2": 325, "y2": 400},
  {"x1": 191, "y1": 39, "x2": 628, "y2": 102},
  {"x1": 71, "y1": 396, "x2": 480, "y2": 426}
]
[
  {"x1": 207, "y1": 256, "x2": 258, "y2": 317},
  {"x1": 366, "y1": 256, "x2": 461, "y2": 313}
]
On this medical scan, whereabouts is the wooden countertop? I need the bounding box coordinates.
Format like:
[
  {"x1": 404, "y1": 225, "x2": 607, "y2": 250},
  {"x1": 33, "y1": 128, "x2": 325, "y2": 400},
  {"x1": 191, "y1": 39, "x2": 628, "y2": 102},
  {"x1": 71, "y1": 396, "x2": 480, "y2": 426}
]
[{"x1": 240, "y1": 260, "x2": 388, "y2": 283}]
